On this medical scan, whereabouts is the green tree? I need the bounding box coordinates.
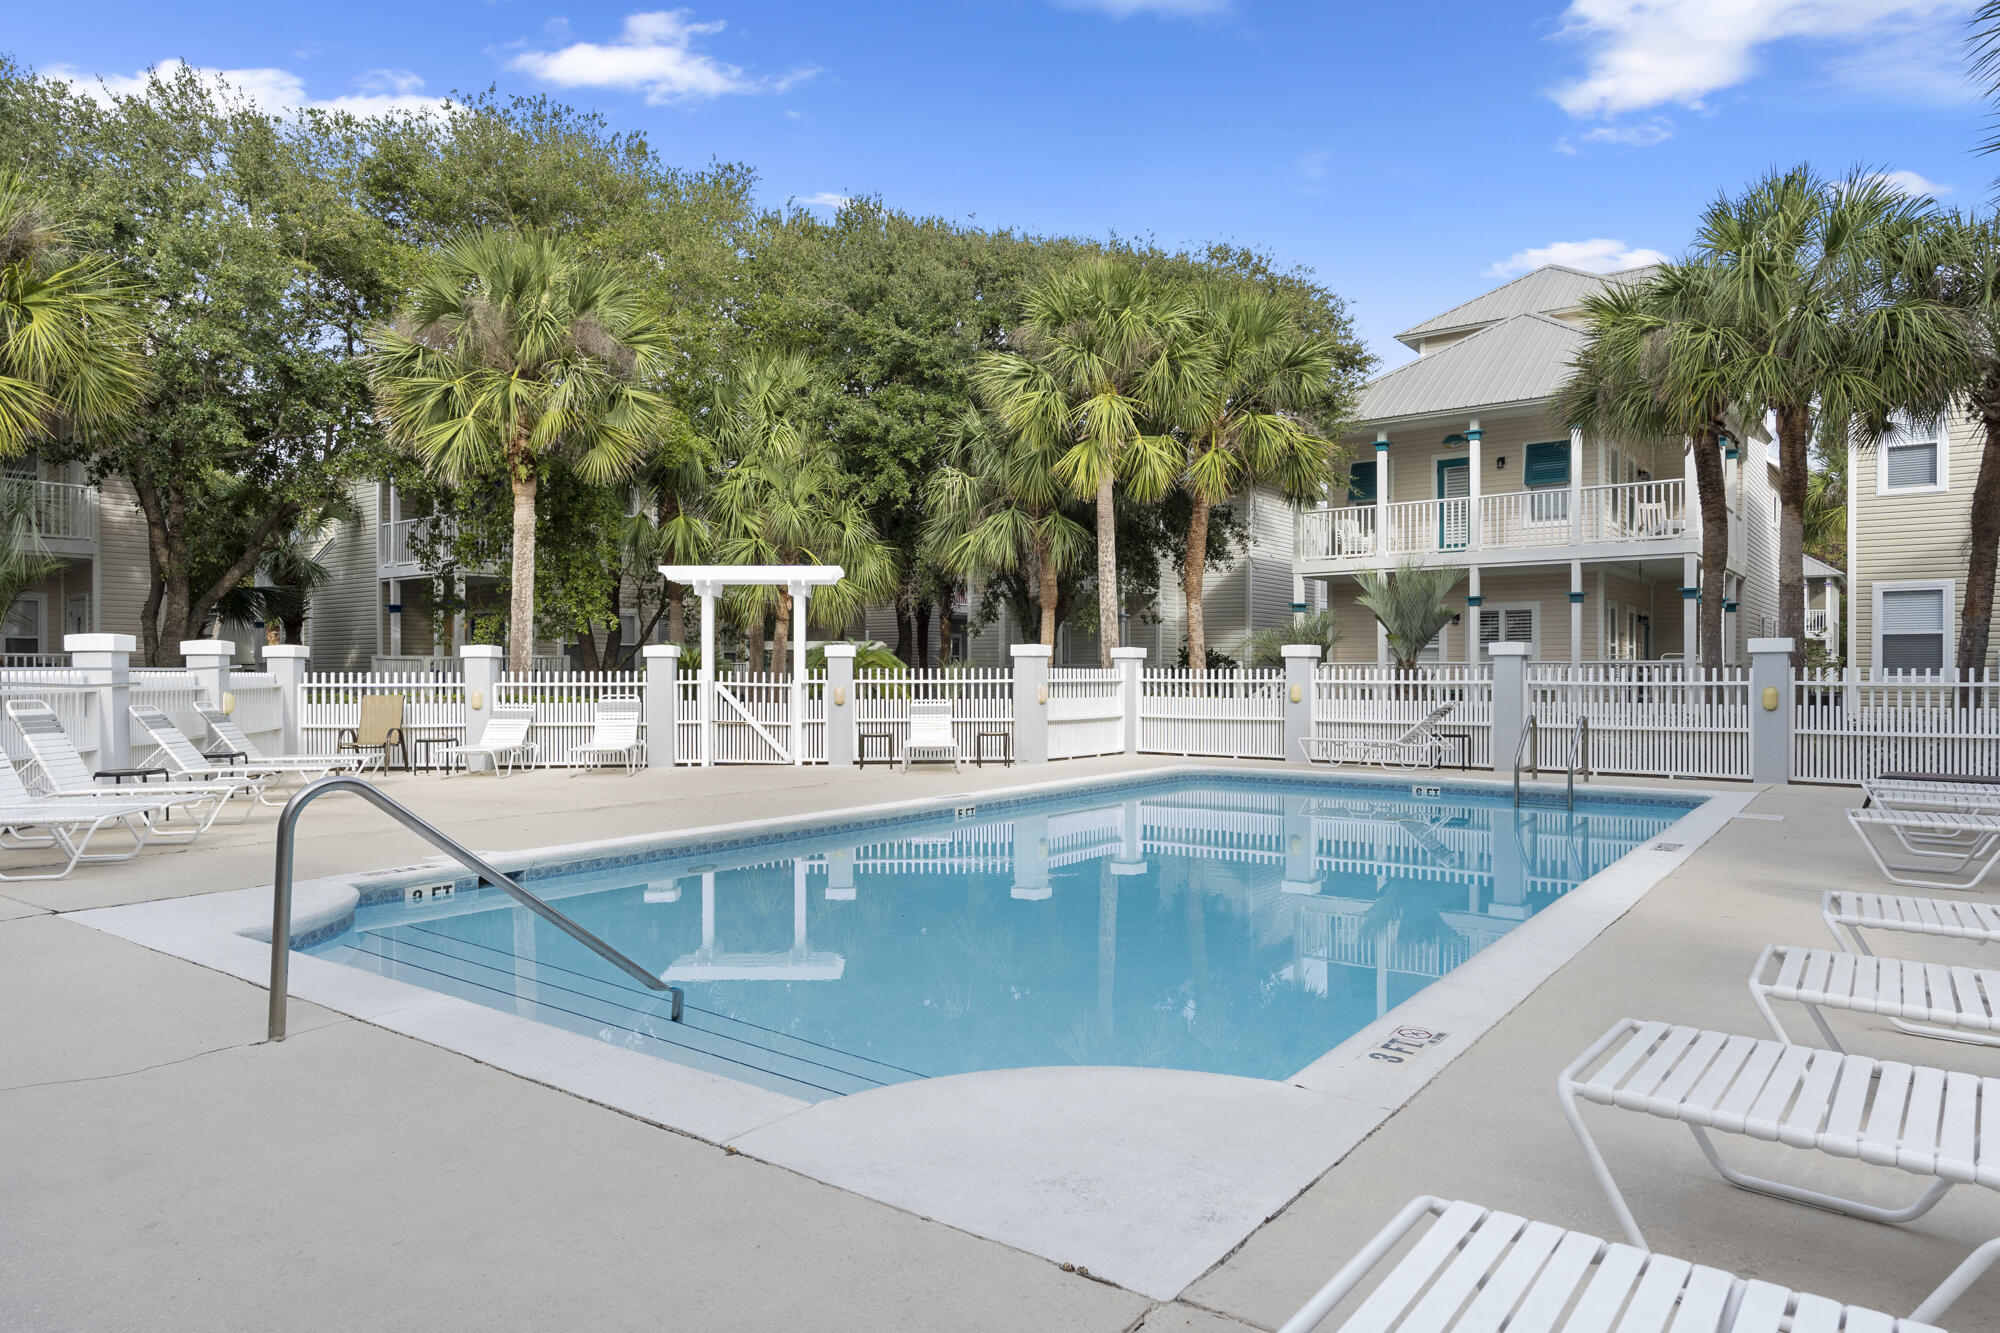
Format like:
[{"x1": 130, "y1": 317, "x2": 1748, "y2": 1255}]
[
  {"x1": 1353, "y1": 562, "x2": 1465, "y2": 673},
  {"x1": 0, "y1": 479, "x2": 61, "y2": 624},
  {"x1": 367, "y1": 228, "x2": 671, "y2": 672},
  {"x1": 1245, "y1": 609, "x2": 1339, "y2": 669}
]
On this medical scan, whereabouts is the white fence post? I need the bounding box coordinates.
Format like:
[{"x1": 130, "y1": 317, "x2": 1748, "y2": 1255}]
[
  {"x1": 642, "y1": 644, "x2": 680, "y2": 769},
  {"x1": 823, "y1": 644, "x2": 857, "y2": 767},
  {"x1": 1489, "y1": 643, "x2": 1530, "y2": 773},
  {"x1": 179, "y1": 639, "x2": 234, "y2": 709},
  {"x1": 65, "y1": 632, "x2": 131, "y2": 771},
  {"x1": 264, "y1": 644, "x2": 309, "y2": 755},
  {"x1": 1749, "y1": 637, "x2": 1795, "y2": 785},
  {"x1": 460, "y1": 644, "x2": 502, "y2": 748},
  {"x1": 1112, "y1": 647, "x2": 1146, "y2": 755},
  {"x1": 1011, "y1": 643, "x2": 1052, "y2": 765},
  {"x1": 1282, "y1": 644, "x2": 1322, "y2": 763}
]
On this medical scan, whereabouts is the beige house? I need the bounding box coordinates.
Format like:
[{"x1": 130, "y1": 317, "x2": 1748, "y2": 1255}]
[
  {"x1": 0, "y1": 457, "x2": 150, "y2": 663},
  {"x1": 1845, "y1": 411, "x2": 1998, "y2": 676},
  {"x1": 1294, "y1": 265, "x2": 1783, "y2": 665}
]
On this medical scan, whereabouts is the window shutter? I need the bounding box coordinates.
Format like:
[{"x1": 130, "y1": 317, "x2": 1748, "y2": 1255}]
[
  {"x1": 1880, "y1": 589, "x2": 1945, "y2": 671},
  {"x1": 1346, "y1": 461, "x2": 1376, "y2": 505},
  {"x1": 1504, "y1": 608, "x2": 1534, "y2": 644},
  {"x1": 1885, "y1": 441, "x2": 1937, "y2": 489},
  {"x1": 1882, "y1": 634, "x2": 1944, "y2": 670},
  {"x1": 1479, "y1": 609, "x2": 1499, "y2": 644},
  {"x1": 1478, "y1": 607, "x2": 1533, "y2": 647},
  {"x1": 1523, "y1": 442, "x2": 1570, "y2": 489}
]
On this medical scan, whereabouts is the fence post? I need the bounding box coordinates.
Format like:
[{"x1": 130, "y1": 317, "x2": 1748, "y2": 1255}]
[
  {"x1": 460, "y1": 644, "x2": 502, "y2": 748},
  {"x1": 641, "y1": 644, "x2": 680, "y2": 769},
  {"x1": 1749, "y1": 637, "x2": 1795, "y2": 785},
  {"x1": 263, "y1": 644, "x2": 309, "y2": 755},
  {"x1": 180, "y1": 639, "x2": 234, "y2": 709},
  {"x1": 1011, "y1": 643, "x2": 1052, "y2": 765},
  {"x1": 65, "y1": 632, "x2": 132, "y2": 771},
  {"x1": 1489, "y1": 643, "x2": 1531, "y2": 772},
  {"x1": 822, "y1": 644, "x2": 857, "y2": 767},
  {"x1": 1282, "y1": 644, "x2": 1322, "y2": 764},
  {"x1": 1112, "y1": 646, "x2": 1146, "y2": 756}
]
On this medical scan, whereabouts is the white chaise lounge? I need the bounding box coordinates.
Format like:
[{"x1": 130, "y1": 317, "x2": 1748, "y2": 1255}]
[
  {"x1": 128, "y1": 705, "x2": 282, "y2": 805},
  {"x1": 8, "y1": 700, "x2": 254, "y2": 829},
  {"x1": 1300, "y1": 704, "x2": 1453, "y2": 770},
  {"x1": 1847, "y1": 806, "x2": 2000, "y2": 890},
  {"x1": 1559, "y1": 1017, "x2": 2000, "y2": 1324},
  {"x1": 901, "y1": 702, "x2": 961, "y2": 772},
  {"x1": 566, "y1": 696, "x2": 643, "y2": 775},
  {"x1": 437, "y1": 706, "x2": 537, "y2": 777},
  {"x1": 1826, "y1": 889, "x2": 2000, "y2": 954},
  {"x1": 1750, "y1": 942, "x2": 2000, "y2": 1051},
  {"x1": 1276, "y1": 1195, "x2": 1949, "y2": 1333},
  {"x1": 0, "y1": 749, "x2": 212, "y2": 877},
  {"x1": 194, "y1": 704, "x2": 367, "y2": 786}
]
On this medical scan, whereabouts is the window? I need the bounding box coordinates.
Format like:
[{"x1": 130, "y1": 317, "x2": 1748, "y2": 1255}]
[
  {"x1": 1877, "y1": 414, "x2": 1946, "y2": 494},
  {"x1": 2, "y1": 595, "x2": 39, "y2": 655},
  {"x1": 1877, "y1": 584, "x2": 1948, "y2": 672},
  {"x1": 1346, "y1": 460, "x2": 1377, "y2": 506},
  {"x1": 1479, "y1": 605, "x2": 1537, "y2": 658},
  {"x1": 1523, "y1": 442, "x2": 1571, "y2": 523}
]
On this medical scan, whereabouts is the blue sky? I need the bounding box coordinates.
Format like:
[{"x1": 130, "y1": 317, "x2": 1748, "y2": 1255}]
[{"x1": 8, "y1": 1, "x2": 1986, "y2": 370}]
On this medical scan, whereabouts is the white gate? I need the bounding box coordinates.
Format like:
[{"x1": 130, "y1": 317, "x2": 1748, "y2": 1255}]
[{"x1": 708, "y1": 672, "x2": 796, "y2": 764}]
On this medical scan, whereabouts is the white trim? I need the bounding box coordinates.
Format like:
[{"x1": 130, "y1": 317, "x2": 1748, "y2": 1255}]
[
  {"x1": 1871, "y1": 578, "x2": 1954, "y2": 677},
  {"x1": 1874, "y1": 414, "x2": 1949, "y2": 496}
]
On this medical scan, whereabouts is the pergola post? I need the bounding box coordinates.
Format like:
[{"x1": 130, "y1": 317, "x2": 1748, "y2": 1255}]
[{"x1": 698, "y1": 580, "x2": 717, "y2": 767}]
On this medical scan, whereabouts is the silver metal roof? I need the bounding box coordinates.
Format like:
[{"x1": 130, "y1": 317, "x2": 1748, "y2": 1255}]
[
  {"x1": 1396, "y1": 264, "x2": 1659, "y2": 348},
  {"x1": 1359, "y1": 313, "x2": 1583, "y2": 424}
]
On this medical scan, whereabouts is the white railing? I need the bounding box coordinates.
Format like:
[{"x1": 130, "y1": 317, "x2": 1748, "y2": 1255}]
[
  {"x1": 1478, "y1": 489, "x2": 1572, "y2": 549},
  {"x1": 226, "y1": 672, "x2": 284, "y2": 756},
  {"x1": 497, "y1": 672, "x2": 645, "y2": 767},
  {"x1": 0, "y1": 673, "x2": 99, "y2": 775},
  {"x1": 1313, "y1": 665, "x2": 1494, "y2": 768},
  {"x1": 1139, "y1": 669, "x2": 1284, "y2": 758},
  {"x1": 7, "y1": 479, "x2": 98, "y2": 545},
  {"x1": 1581, "y1": 479, "x2": 1686, "y2": 544},
  {"x1": 1296, "y1": 506, "x2": 1378, "y2": 560},
  {"x1": 1048, "y1": 668, "x2": 1123, "y2": 759},
  {"x1": 301, "y1": 673, "x2": 468, "y2": 760},
  {"x1": 130, "y1": 669, "x2": 208, "y2": 754},
  {"x1": 376, "y1": 516, "x2": 464, "y2": 573},
  {"x1": 853, "y1": 668, "x2": 1013, "y2": 758},
  {"x1": 1805, "y1": 609, "x2": 1830, "y2": 638},
  {"x1": 1531, "y1": 665, "x2": 1749, "y2": 780},
  {"x1": 2, "y1": 652, "x2": 70, "y2": 668},
  {"x1": 1300, "y1": 480, "x2": 1687, "y2": 566},
  {"x1": 1793, "y1": 669, "x2": 2000, "y2": 785}
]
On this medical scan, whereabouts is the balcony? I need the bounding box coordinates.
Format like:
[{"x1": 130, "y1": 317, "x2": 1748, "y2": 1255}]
[
  {"x1": 7, "y1": 479, "x2": 99, "y2": 556},
  {"x1": 1296, "y1": 479, "x2": 1691, "y2": 573},
  {"x1": 377, "y1": 516, "x2": 452, "y2": 579}
]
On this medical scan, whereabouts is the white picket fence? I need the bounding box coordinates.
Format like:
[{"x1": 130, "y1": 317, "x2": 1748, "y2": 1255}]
[
  {"x1": 1313, "y1": 665, "x2": 1495, "y2": 769},
  {"x1": 1139, "y1": 669, "x2": 1285, "y2": 758},
  {"x1": 130, "y1": 669, "x2": 209, "y2": 757},
  {"x1": 225, "y1": 671, "x2": 284, "y2": 756},
  {"x1": 853, "y1": 668, "x2": 1013, "y2": 759},
  {"x1": 496, "y1": 672, "x2": 645, "y2": 768},
  {"x1": 1793, "y1": 669, "x2": 2000, "y2": 785},
  {"x1": 301, "y1": 673, "x2": 469, "y2": 763},
  {"x1": 0, "y1": 671, "x2": 99, "y2": 774},
  {"x1": 707, "y1": 672, "x2": 801, "y2": 764},
  {"x1": 1049, "y1": 668, "x2": 1124, "y2": 759},
  {"x1": 1529, "y1": 664, "x2": 1751, "y2": 781}
]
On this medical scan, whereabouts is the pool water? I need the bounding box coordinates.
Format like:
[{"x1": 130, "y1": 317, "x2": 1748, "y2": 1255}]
[{"x1": 308, "y1": 777, "x2": 1694, "y2": 1100}]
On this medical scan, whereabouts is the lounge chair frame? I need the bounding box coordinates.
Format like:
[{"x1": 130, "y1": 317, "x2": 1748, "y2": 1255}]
[
  {"x1": 194, "y1": 705, "x2": 367, "y2": 784},
  {"x1": 1300, "y1": 703, "x2": 1454, "y2": 770},
  {"x1": 901, "y1": 702, "x2": 962, "y2": 772},
  {"x1": 566, "y1": 696, "x2": 644, "y2": 775},
  {"x1": 438, "y1": 706, "x2": 538, "y2": 777},
  {"x1": 7, "y1": 701, "x2": 252, "y2": 831},
  {"x1": 127, "y1": 705, "x2": 281, "y2": 807},
  {"x1": 1847, "y1": 806, "x2": 2000, "y2": 890},
  {"x1": 1751, "y1": 941, "x2": 2000, "y2": 1051}
]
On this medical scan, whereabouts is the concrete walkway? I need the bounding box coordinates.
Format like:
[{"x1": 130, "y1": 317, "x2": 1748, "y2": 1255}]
[{"x1": 5, "y1": 761, "x2": 1998, "y2": 1331}]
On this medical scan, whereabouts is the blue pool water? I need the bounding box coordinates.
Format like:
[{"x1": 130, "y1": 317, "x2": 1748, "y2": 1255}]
[{"x1": 308, "y1": 776, "x2": 1695, "y2": 1100}]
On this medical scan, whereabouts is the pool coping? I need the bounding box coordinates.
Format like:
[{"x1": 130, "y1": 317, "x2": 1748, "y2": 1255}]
[{"x1": 67, "y1": 764, "x2": 1750, "y2": 1300}]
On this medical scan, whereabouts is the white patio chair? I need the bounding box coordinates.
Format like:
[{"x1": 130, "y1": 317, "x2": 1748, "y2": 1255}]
[
  {"x1": 901, "y1": 702, "x2": 961, "y2": 772},
  {"x1": 7, "y1": 700, "x2": 253, "y2": 831},
  {"x1": 1333, "y1": 514, "x2": 1375, "y2": 557},
  {"x1": 1299, "y1": 704, "x2": 1453, "y2": 770},
  {"x1": 194, "y1": 705, "x2": 368, "y2": 784},
  {"x1": 1751, "y1": 941, "x2": 2000, "y2": 1052},
  {"x1": 0, "y1": 746, "x2": 215, "y2": 874},
  {"x1": 1276, "y1": 1194, "x2": 1948, "y2": 1333},
  {"x1": 1559, "y1": 1016, "x2": 2000, "y2": 1325},
  {"x1": 128, "y1": 705, "x2": 282, "y2": 805},
  {"x1": 567, "y1": 696, "x2": 644, "y2": 775},
  {"x1": 437, "y1": 706, "x2": 537, "y2": 777},
  {"x1": 1847, "y1": 806, "x2": 2000, "y2": 890}
]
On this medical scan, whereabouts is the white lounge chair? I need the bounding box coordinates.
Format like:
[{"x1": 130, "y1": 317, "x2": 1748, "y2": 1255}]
[
  {"x1": 1848, "y1": 806, "x2": 2000, "y2": 890},
  {"x1": 437, "y1": 706, "x2": 537, "y2": 777},
  {"x1": 1866, "y1": 779, "x2": 2000, "y2": 810},
  {"x1": 0, "y1": 747, "x2": 215, "y2": 876},
  {"x1": 567, "y1": 696, "x2": 643, "y2": 775},
  {"x1": 1276, "y1": 1195, "x2": 1948, "y2": 1333},
  {"x1": 1559, "y1": 1017, "x2": 2000, "y2": 1324},
  {"x1": 194, "y1": 704, "x2": 368, "y2": 785},
  {"x1": 128, "y1": 705, "x2": 282, "y2": 805},
  {"x1": 1826, "y1": 889, "x2": 2000, "y2": 954},
  {"x1": 1300, "y1": 704, "x2": 1454, "y2": 770},
  {"x1": 901, "y1": 702, "x2": 961, "y2": 772},
  {"x1": 7, "y1": 700, "x2": 254, "y2": 830},
  {"x1": 1751, "y1": 941, "x2": 2000, "y2": 1051}
]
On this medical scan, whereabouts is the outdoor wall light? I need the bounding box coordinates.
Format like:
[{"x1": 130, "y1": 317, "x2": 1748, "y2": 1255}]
[
  {"x1": 1290, "y1": 684, "x2": 1302, "y2": 704},
  {"x1": 219, "y1": 691, "x2": 235, "y2": 715},
  {"x1": 1761, "y1": 686, "x2": 1779, "y2": 711},
  {"x1": 1038, "y1": 684, "x2": 1048, "y2": 705},
  {"x1": 833, "y1": 685, "x2": 847, "y2": 706},
  {"x1": 1496, "y1": 456, "x2": 1506, "y2": 469},
  {"x1": 468, "y1": 688, "x2": 485, "y2": 711}
]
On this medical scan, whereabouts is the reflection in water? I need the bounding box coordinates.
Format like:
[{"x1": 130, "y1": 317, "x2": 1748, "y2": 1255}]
[{"x1": 320, "y1": 783, "x2": 1684, "y2": 1095}]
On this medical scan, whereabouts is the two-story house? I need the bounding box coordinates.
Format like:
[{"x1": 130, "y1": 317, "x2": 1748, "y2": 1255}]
[
  {"x1": 1293, "y1": 265, "x2": 1783, "y2": 665},
  {"x1": 0, "y1": 457, "x2": 150, "y2": 662}
]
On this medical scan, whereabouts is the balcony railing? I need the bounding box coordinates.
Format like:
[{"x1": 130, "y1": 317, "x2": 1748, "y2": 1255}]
[
  {"x1": 5, "y1": 479, "x2": 98, "y2": 546},
  {"x1": 1805, "y1": 609, "x2": 1830, "y2": 638},
  {"x1": 1298, "y1": 479, "x2": 1688, "y2": 566},
  {"x1": 378, "y1": 516, "x2": 455, "y2": 573}
]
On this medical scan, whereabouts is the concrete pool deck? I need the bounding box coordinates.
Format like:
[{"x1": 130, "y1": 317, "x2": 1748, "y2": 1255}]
[{"x1": 6, "y1": 759, "x2": 2000, "y2": 1330}]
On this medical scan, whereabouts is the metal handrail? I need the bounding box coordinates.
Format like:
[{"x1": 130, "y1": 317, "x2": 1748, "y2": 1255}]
[
  {"x1": 1512, "y1": 716, "x2": 1539, "y2": 805},
  {"x1": 1567, "y1": 716, "x2": 1591, "y2": 810},
  {"x1": 267, "y1": 775, "x2": 681, "y2": 1040}
]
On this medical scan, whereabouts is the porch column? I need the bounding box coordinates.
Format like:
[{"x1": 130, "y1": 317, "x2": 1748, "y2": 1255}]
[
  {"x1": 1568, "y1": 427, "x2": 1584, "y2": 545},
  {"x1": 1723, "y1": 582, "x2": 1739, "y2": 665},
  {"x1": 1682, "y1": 554, "x2": 1700, "y2": 665},
  {"x1": 697, "y1": 580, "x2": 717, "y2": 768},
  {"x1": 1825, "y1": 580, "x2": 1841, "y2": 660},
  {"x1": 451, "y1": 575, "x2": 468, "y2": 650},
  {"x1": 1373, "y1": 435, "x2": 1390, "y2": 552},
  {"x1": 388, "y1": 579, "x2": 403, "y2": 657},
  {"x1": 1569, "y1": 561, "x2": 1583, "y2": 667},
  {"x1": 1466, "y1": 420, "x2": 1483, "y2": 552},
  {"x1": 1464, "y1": 568, "x2": 1482, "y2": 665},
  {"x1": 790, "y1": 579, "x2": 807, "y2": 768}
]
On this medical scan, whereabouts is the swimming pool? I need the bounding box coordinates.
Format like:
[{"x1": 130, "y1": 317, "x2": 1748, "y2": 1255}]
[{"x1": 304, "y1": 774, "x2": 1695, "y2": 1101}]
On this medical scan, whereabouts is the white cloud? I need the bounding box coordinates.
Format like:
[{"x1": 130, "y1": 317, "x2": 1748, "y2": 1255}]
[
  {"x1": 1557, "y1": 117, "x2": 1675, "y2": 153},
  {"x1": 47, "y1": 59, "x2": 447, "y2": 116},
  {"x1": 1551, "y1": 0, "x2": 1963, "y2": 118},
  {"x1": 1865, "y1": 169, "x2": 1952, "y2": 197},
  {"x1": 1052, "y1": 0, "x2": 1229, "y2": 14},
  {"x1": 796, "y1": 192, "x2": 851, "y2": 209},
  {"x1": 508, "y1": 9, "x2": 816, "y2": 103},
  {"x1": 1486, "y1": 238, "x2": 1671, "y2": 278}
]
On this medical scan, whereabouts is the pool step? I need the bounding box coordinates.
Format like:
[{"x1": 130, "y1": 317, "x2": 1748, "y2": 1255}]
[{"x1": 321, "y1": 925, "x2": 918, "y2": 1101}]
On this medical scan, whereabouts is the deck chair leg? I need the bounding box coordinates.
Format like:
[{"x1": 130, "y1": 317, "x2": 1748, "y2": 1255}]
[
  {"x1": 1687, "y1": 1125, "x2": 1954, "y2": 1223},
  {"x1": 1911, "y1": 1236, "x2": 2000, "y2": 1324},
  {"x1": 1556, "y1": 1055, "x2": 1649, "y2": 1249},
  {"x1": 1885, "y1": 1016, "x2": 2000, "y2": 1047}
]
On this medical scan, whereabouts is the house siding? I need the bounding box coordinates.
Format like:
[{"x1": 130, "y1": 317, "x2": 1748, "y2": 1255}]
[{"x1": 307, "y1": 481, "x2": 382, "y2": 671}]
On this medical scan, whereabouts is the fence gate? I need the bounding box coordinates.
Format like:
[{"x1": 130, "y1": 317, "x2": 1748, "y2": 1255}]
[{"x1": 708, "y1": 673, "x2": 795, "y2": 764}]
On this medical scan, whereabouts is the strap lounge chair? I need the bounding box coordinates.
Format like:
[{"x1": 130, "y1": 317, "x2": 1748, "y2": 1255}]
[
  {"x1": 337, "y1": 693, "x2": 408, "y2": 773},
  {"x1": 1750, "y1": 942, "x2": 2000, "y2": 1051},
  {"x1": 567, "y1": 696, "x2": 643, "y2": 775},
  {"x1": 438, "y1": 706, "x2": 537, "y2": 777},
  {"x1": 1847, "y1": 806, "x2": 2000, "y2": 890},
  {"x1": 6, "y1": 701, "x2": 253, "y2": 831},
  {"x1": 1826, "y1": 889, "x2": 2000, "y2": 954},
  {"x1": 1276, "y1": 1195, "x2": 1947, "y2": 1333},
  {"x1": 128, "y1": 705, "x2": 282, "y2": 807},
  {"x1": 1300, "y1": 704, "x2": 1454, "y2": 770},
  {"x1": 901, "y1": 702, "x2": 962, "y2": 772},
  {"x1": 194, "y1": 705, "x2": 367, "y2": 783},
  {"x1": 1559, "y1": 1017, "x2": 2000, "y2": 1324},
  {"x1": 0, "y1": 747, "x2": 219, "y2": 875}
]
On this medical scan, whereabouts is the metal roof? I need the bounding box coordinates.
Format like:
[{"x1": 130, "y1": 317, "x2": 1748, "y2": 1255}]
[
  {"x1": 1395, "y1": 264, "x2": 1659, "y2": 349},
  {"x1": 1359, "y1": 313, "x2": 1584, "y2": 424}
]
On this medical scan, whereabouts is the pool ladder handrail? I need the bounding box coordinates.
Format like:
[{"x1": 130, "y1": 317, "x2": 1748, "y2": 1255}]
[
  {"x1": 1513, "y1": 716, "x2": 1591, "y2": 811},
  {"x1": 266, "y1": 775, "x2": 683, "y2": 1041}
]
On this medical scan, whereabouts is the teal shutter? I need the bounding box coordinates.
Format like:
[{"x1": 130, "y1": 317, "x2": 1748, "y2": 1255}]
[
  {"x1": 1524, "y1": 441, "x2": 1570, "y2": 489},
  {"x1": 1346, "y1": 460, "x2": 1376, "y2": 505}
]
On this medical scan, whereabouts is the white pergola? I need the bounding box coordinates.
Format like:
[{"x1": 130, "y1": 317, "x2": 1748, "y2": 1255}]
[{"x1": 657, "y1": 565, "x2": 845, "y2": 767}]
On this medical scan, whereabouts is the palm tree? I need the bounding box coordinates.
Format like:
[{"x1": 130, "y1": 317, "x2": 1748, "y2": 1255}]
[
  {"x1": 923, "y1": 405, "x2": 1090, "y2": 648},
  {"x1": 1558, "y1": 261, "x2": 1735, "y2": 666},
  {"x1": 0, "y1": 170, "x2": 143, "y2": 456},
  {"x1": 1245, "y1": 608, "x2": 1339, "y2": 668},
  {"x1": 0, "y1": 479, "x2": 61, "y2": 625},
  {"x1": 1692, "y1": 167, "x2": 1960, "y2": 665},
  {"x1": 366, "y1": 229, "x2": 672, "y2": 672},
  {"x1": 1153, "y1": 286, "x2": 1343, "y2": 672},
  {"x1": 1352, "y1": 562, "x2": 1465, "y2": 673},
  {"x1": 704, "y1": 354, "x2": 896, "y2": 670},
  {"x1": 1803, "y1": 445, "x2": 1848, "y2": 567},
  {"x1": 973, "y1": 261, "x2": 1189, "y2": 666}
]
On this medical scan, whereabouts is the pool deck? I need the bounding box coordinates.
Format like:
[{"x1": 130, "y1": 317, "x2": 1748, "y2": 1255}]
[{"x1": 6, "y1": 758, "x2": 1999, "y2": 1330}]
